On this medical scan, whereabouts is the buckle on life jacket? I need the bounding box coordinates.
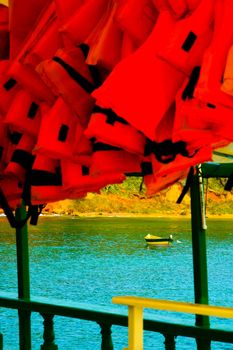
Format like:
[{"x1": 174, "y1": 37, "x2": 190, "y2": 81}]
[{"x1": 144, "y1": 139, "x2": 193, "y2": 164}]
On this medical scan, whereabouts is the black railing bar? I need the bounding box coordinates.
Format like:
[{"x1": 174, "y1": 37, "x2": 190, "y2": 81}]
[{"x1": 0, "y1": 294, "x2": 232, "y2": 343}]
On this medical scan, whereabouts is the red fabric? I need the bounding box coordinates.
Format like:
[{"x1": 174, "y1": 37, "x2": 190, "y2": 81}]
[
  {"x1": 5, "y1": 90, "x2": 42, "y2": 137},
  {"x1": 93, "y1": 11, "x2": 186, "y2": 140}
]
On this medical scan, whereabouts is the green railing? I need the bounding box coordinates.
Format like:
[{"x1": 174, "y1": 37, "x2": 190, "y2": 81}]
[
  {"x1": 0, "y1": 163, "x2": 232, "y2": 349},
  {"x1": 0, "y1": 293, "x2": 233, "y2": 350}
]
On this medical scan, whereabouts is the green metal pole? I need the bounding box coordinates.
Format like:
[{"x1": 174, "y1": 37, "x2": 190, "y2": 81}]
[
  {"x1": 15, "y1": 203, "x2": 31, "y2": 350},
  {"x1": 190, "y1": 167, "x2": 210, "y2": 350}
]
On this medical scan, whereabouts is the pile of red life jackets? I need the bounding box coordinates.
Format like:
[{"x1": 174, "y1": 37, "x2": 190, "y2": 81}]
[{"x1": 0, "y1": 0, "x2": 232, "y2": 220}]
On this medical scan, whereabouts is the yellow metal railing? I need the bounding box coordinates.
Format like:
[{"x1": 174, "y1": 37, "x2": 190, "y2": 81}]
[{"x1": 112, "y1": 296, "x2": 233, "y2": 350}]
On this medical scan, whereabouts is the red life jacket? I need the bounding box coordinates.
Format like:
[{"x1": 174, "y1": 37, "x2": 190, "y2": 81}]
[
  {"x1": 145, "y1": 102, "x2": 212, "y2": 179},
  {"x1": 85, "y1": 1, "x2": 123, "y2": 71},
  {"x1": 0, "y1": 177, "x2": 23, "y2": 209},
  {"x1": 0, "y1": 61, "x2": 20, "y2": 115},
  {"x1": 7, "y1": 3, "x2": 60, "y2": 104},
  {"x1": 85, "y1": 105, "x2": 146, "y2": 155},
  {"x1": 157, "y1": 0, "x2": 214, "y2": 75},
  {"x1": 92, "y1": 10, "x2": 186, "y2": 141},
  {"x1": 61, "y1": 160, "x2": 125, "y2": 194},
  {"x1": 141, "y1": 156, "x2": 189, "y2": 196},
  {"x1": 4, "y1": 133, "x2": 36, "y2": 181},
  {"x1": 29, "y1": 155, "x2": 67, "y2": 204},
  {"x1": 8, "y1": 0, "x2": 51, "y2": 58},
  {"x1": 167, "y1": 0, "x2": 188, "y2": 17},
  {"x1": 173, "y1": 68, "x2": 223, "y2": 150},
  {"x1": 7, "y1": 60, "x2": 56, "y2": 105},
  {"x1": 0, "y1": 4, "x2": 9, "y2": 59},
  {"x1": 120, "y1": 32, "x2": 138, "y2": 59},
  {"x1": 4, "y1": 90, "x2": 42, "y2": 137},
  {"x1": 152, "y1": 0, "x2": 187, "y2": 18},
  {"x1": 72, "y1": 122, "x2": 93, "y2": 166},
  {"x1": 0, "y1": 121, "x2": 11, "y2": 173},
  {"x1": 221, "y1": 45, "x2": 233, "y2": 97},
  {"x1": 36, "y1": 46, "x2": 96, "y2": 127},
  {"x1": 186, "y1": 0, "x2": 202, "y2": 11},
  {"x1": 54, "y1": 0, "x2": 84, "y2": 24},
  {"x1": 61, "y1": 0, "x2": 110, "y2": 46},
  {"x1": 34, "y1": 98, "x2": 78, "y2": 160},
  {"x1": 90, "y1": 141, "x2": 141, "y2": 176},
  {"x1": 194, "y1": 0, "x2": 233, "y2": 108},
  {"x1": 175, "y1": 67, "x2": 233, "y2": 144},
  {"x1": 115, "y1": 0, "x2": 158, "y2": 46}
]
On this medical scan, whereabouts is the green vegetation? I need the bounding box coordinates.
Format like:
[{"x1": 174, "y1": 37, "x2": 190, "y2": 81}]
[{"x1": 45, "y1": 177, "x2": 233, "y2": 217}]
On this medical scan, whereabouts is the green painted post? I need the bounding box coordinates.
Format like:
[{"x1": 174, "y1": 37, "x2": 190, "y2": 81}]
[
  {"x1": 15, "y1": 203, "x2": 31, "y2": 350},
  {"x1": 190, "y1": 167, "x2": 211, "y2": 350},
  {"x1": 0, "y1": 333, "x2": 3, "y2": 350},
  {"x1": 99, "y1": 323, "x2": 114, "y2": 350},
  {"x1": 163, "y1": 334, "x2": 176, "y2": 350},
  {"x1": 40, "y1": 314, "x2": 58, "y2": 350}
]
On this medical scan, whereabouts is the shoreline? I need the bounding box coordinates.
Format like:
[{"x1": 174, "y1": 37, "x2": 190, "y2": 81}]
[{"x1": 39, "y1": 212, "x2": 233, "y2": 219}]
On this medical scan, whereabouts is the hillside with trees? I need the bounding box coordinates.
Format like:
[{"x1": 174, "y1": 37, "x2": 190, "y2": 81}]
[{"x1": 44, "y1": 177, "x2": 233, "y2": 217}]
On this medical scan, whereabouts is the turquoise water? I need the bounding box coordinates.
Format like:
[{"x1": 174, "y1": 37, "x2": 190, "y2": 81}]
[{"x1": 0, "y1": 216, "x2": 232, "y2": 349}]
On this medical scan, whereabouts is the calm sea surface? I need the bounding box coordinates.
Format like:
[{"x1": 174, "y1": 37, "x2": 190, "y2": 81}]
[{"x1": 0, "y1": 216, "x2": 232, "y2": 349}]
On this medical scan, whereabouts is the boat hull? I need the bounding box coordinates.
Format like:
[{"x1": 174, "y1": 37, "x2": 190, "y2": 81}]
[{"x1": 144, "y1": 234, "x2": 173, "y2": 246}]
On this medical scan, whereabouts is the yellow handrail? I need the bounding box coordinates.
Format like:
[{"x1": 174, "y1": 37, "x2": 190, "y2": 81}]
[
  {"x1": 0, "y1": 0, "x2": 8, "y2": 6},
  {"x1": 112, "y1": 296, "x2": 233, "y2": 350}
]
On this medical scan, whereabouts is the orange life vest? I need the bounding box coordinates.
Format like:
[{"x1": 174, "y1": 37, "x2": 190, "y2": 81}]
[
  {"x1": 36, "y1": 46, "x2": 96, "y2": 127},
  {"x1": 54, "y1": 0, "x2": 84, "y2": 24},
  {"x1": 144, "y1": 102, "x2": 212, "y2": 179},
  {"x1": 7, "y1": 60, "x2": 56, "y2": 105},
  {"x1": 173, "y1": 67, "x2": 223, "y2": 150},
  {"x1": 194, "y1": 0, "x2": 233, "y2": 108},
  {"x1": 90, "y1": 141, "x2": 141, "y2": 176},
  {"x1": 85, "y1": 0, "x2": 123, "y2": 72},
  {"x1": 72, "y1": 122, "x2": 93, "y2": 166},
  {"x1": 85, "y1": 105, "x2": 146, "y2": 155},
  {"x1": 141, "y1": 156, "x2": 189, "y2": 196},
  {"x1": 0, "y1": 121, "x2": 11, "y2": 173},
  {"x1": 8, "y1": 0, "x2": 51, "y2": 58},
  {"x1": 61, "y1": 159, "x2": 125, "y2": 194},
  {"x1": 7, "y1": 3, "x2": 60, "y2": 104},
  {"x1": 115, "y1": 0, "x2": 158, "y2": 46},
  {"x1": 221, "y1": 45, "x2": 233, "y2": 97},
  {"x1": 0, "y1": 61, "x2": 20, "y2": 115},
  {"x1": 93, "y1": 10, "x2": 187, "y2": 141},
  {"x1": 157, "y1": 0, "x2": 214, "y2": 75},
  {"x1": 29, "y1": 154, "x2": 68, "y2": 205},
  {"x1": 120, "y1": 32, "x2": 138, "y2": 59},
  {"x1": 34, "y1": 98, "x2": 78, "y2": 160},
  {"x1": 61, "y1": 0, "x2": 110, "y2": 46},
  {"x1": 0, "y1": 177, "x2": 23, "y2": 209},
  {"x1": 4, "y1": 133, "x2": 36, "y2": 181},
  {"x1": 4, "y1": 89, "x2": 42, "y2": 137}
]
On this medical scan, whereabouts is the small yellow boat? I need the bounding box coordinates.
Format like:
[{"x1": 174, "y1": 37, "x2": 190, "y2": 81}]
[{"x1": 144, "y1": 234, "x2": 173, "y2": 246}]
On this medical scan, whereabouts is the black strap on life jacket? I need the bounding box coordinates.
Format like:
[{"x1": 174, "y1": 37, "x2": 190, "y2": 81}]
[
  {"x1": 182, "y1": 66, "x2": 200, "y2": 100},
  {"x1": 52, "y1": 56, "x2": 96, "y2": 93},
  {"x1": 92, "y1": 105, "x2": 129, "y2": 126},
  {"x1": 144, "y1": 139, "x2": 195, "y2": 164},
  {"x1": 11, "y1": 150, "x2": 35, "y2": 170},
  {"x1": 141, "y1": 161, "x2": 153, "y2": 176},
  {"x1": 8, "y1": 131, "x2": 22, "y2": 145},
  {"x1": 176, "y1": 167, "x2": 194, "y2": 204},
  {"x1": 92, "y1": 142, "x2": 121, "y2": 152}
]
